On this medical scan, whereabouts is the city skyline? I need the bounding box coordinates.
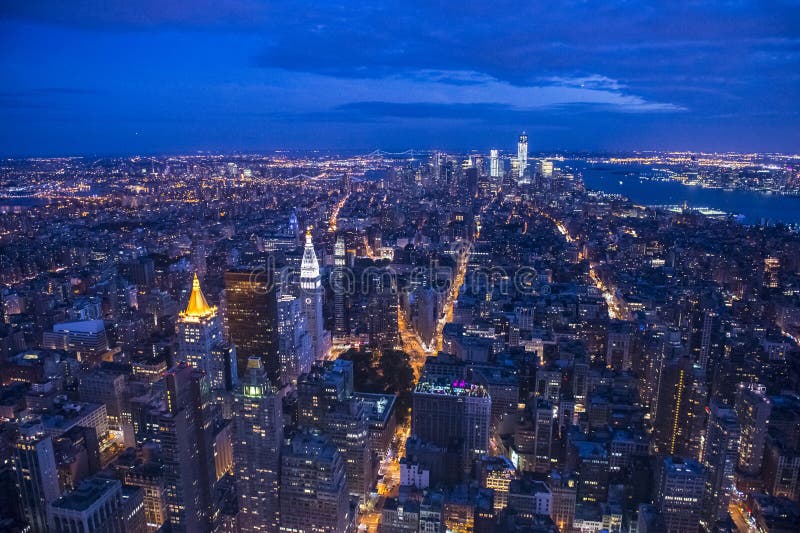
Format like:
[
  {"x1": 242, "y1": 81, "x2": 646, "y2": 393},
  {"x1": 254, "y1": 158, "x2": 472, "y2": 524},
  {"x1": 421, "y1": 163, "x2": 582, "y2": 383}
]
[
  {"x1": 2, "y1": 2, "x2": 800, "y2": 532},
  {"x1": 2, "y1": 1, "x2": 800, "y2": 155},
  {"x1": 1, "y1": 146, "x2": 800, "y2": 532}
]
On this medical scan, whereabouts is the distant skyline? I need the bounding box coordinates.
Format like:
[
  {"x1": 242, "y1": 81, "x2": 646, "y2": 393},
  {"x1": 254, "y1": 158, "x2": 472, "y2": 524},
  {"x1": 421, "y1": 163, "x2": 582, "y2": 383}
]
[{"x1": 1, "y1": 1, "x2": 799, "y2": 156}]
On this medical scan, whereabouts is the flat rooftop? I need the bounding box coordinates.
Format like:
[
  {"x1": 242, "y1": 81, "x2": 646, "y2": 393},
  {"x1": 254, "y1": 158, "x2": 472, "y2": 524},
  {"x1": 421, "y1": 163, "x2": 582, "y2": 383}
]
[{"x1": 52, "y1": 478, "x2": 119, "y2": 512}]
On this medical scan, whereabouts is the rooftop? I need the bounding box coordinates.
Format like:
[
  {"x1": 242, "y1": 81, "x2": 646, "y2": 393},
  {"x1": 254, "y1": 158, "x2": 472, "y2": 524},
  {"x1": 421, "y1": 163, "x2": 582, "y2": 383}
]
[
  {"x1": 53, "y1": 320, "x2": 105, "y2": 334},
  {"x1": 52, "y1": 477, "x2": 119, "y2": 512},
  {"x1": 414, "y1": 379, "x2": 489, "y2": 398},
  {"x1": 181, "y1": 273, "x2": 216, "y2": 318}
]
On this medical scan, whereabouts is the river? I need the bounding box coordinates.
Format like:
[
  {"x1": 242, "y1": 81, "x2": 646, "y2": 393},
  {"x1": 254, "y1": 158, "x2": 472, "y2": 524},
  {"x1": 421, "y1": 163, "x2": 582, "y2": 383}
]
[{"x1": 566, "y1": 161, "x2": 800, "y2": 225}]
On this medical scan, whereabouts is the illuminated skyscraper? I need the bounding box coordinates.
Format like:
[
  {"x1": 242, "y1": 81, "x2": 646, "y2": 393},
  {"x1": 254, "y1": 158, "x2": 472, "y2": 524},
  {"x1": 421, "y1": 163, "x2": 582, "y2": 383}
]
[
  {"x1": 300, "y1": 228, "x2": 330, "y2": 361},
  {"x1": 234, "y1": 357, "x2": 284, "y2": 533},
  {"x1": 177, "y1": 274, "x2": 235, "y2": 391},
  {"x1": 653, "y1": 356, "x2": 707, "y2": 457},
  {"x1": 224, "y1": 269, "x2": 280, "y2": 382},
  {"x1": 276, "y1": 293, "x2": 312, "y2": 385},
  {"x1": 333, "y1": 236, "x2": 348, "y2": 339},
  {"x1": 540, "y1": 159, "x2": 553, "y2": 178},
  {"x1": 323, "y1": 400, "x2": 373, "y2": 500},
  {"x1": 490, "y1": 149, "x2": 500, "y2": 178},
  {"x1": 763, "y1": 256, "x2": 780, "y2": 288},
  {"x1": 735, "y1": 383, "x2": 771, "y2": 476},
  {"x1": 366, "y1": 272, "x2": 399, "y2": 352},
  {"x1": 517, "y1": 132, "x2": 528, "y2": 181}
]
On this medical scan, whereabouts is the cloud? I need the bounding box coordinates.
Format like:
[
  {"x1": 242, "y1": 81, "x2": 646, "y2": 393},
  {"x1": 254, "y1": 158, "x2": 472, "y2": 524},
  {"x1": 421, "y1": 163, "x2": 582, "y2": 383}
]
[
  {"x1": 0, "y1": 87, "x2": 99, "y2": 111},
  {"x1": 1, "y1": 1, "x2": 799, "y2": 153},
  {"x1": 303, "y1": 70, "x2": 685, "y2": 113},
  {"x1": 0, "y1": 1, "x2": 267, "y2": 29}
]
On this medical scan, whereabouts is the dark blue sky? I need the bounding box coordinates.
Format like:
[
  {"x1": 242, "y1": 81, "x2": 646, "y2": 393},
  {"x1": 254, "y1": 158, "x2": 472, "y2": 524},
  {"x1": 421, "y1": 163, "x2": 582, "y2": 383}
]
[{"x1": 1, "y1": 1, "x2": 799, "y2": 155}]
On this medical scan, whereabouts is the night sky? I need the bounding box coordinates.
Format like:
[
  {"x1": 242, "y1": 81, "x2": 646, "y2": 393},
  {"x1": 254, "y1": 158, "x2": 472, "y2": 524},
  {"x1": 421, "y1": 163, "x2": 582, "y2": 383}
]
[{"x1": 1, "y1": 1, "x2": 799, "y2": 155}]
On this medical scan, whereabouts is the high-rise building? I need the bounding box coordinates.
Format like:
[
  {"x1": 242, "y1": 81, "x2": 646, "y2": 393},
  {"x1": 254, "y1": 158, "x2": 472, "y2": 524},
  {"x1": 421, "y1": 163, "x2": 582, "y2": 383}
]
[
  {"x1": 279, "y1": 433, "x2": 352, "y2": 533},
  {"x1": 276, "y1": 293, "x2": 312, "y2": 385},
  {"x1": 158, "y1": 364, "x2": 215, "y2": 532},
  {"x1": 323, "y1": 399, "x2": 374, "y2": 500},
  {"x1": 606, "y1": 321, "x2": 633, "y2": 371},
  {"x1": 549, "y1": 470, "x2": 578, "y2": 533},
  {"x1": 234, "y1": 357, "x2": 284, "y2": 533},
  {"x1": 532, "y1": 399, "x2": 555, "y2": 473},
  {"x1": 701, "y1": 399, "x2": 740, "y2": 529},
  {"x1": 13, "y1": 421, "x2": 61, "y2": 532},
  {"x1": 489, "y1": 149, "x2": 500, "y2": 178},
  {"x1": 517, "y1": 132, "x2": 528, "y2": 181},
  {"x1": 539, "y1": 159, "x2": 553, "y2": 178},
  {"x1": 763, "y1": 256, "x2": 780, "y2": 288},
  {"x1": 412, "y1": 379, "x2": 491, "y2": 467},
  {"x1": 49, "y1": 477, "x2": 147, "y2": 533},
  {"x1": 125, "y1": 462, "x2": 167, "y2": 532},
  {"x1": 762, "y1": 433, "x2": 800, "y2": 500},
  {"x1": 479, "y1": 455, "x2": 517, "y2": 511},
  {"x1": 294, "y1": 359, "x2": 372, "y2": 500},
  {"x1": 224, "y1": 269, "x2": 280, "y2": 382},
  {"x1": 177, "y1": 274, "x2": 234, "y2": 391},
  {"x1": 366, "y1": 271, "x2": 399, "y2": 352},
  {"x1": 692, "y1": 306, "x2": 722, "y2": 370},
  {"x1": 653, "y1": 356, "x2": 707, "y2": 457},
  {"x1": 333, "y1": 236, "x2": 349, "y2": 339},
  {"x1": 412, "y1": 287, "x2": 438, "y2": 348},
  {"x1": 735, "y1": 383, "x2": 771, "y2": 476},
  {"x1": 656, "y1": 457, "x2": 705, "y2": 533},
  {"x1": 300, "y1": 228, "x2": 330, "y2": 361}
]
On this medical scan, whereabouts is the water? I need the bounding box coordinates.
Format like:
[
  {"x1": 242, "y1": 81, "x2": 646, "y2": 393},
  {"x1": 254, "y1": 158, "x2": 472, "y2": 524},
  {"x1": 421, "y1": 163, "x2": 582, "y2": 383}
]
[{"x1": 569, "y1": 161, "x2": 800, "y2": 225}]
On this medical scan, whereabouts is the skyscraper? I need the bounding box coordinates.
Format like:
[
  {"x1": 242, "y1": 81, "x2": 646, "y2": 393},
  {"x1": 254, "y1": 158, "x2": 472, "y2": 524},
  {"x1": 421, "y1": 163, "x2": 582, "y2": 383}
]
[
  {"x1": 532, "y1": 399, "x2": 555, "y2": 473},
  {"x1": 539, "y1": 159, "x2": 553, "y2": 178},
  {"x1": 323, "y1": 399, "x2": 374, "y2": 500},
  {"x1": 653, "y1": 356, "x2": 707, "y2": 457},
  {"x1": 517, "y1": 132, "x2": 528, "y2": 181},
  {"x1": 177, "y1": 274, "x2": 234, "y2": 391},
  {"x1": 13, "y1": 421, "x2": 61, "y2": 532},
  {"x1": 224, "y1": 269, "x2": 280, "y2": 382},
  {"x1": 367, "y1": 272, "x2": 400, "y2": 353},
  {"x1": 158, "y1": 364, "x2": 215, "y2": 532},
  {"x1": 412, "y1": 379, "x2": 491, "y2": 467},
  {"x1": 333, "y1": 236, "x2": 348, "y2": 339},
  {"x1": 277, "y1": 293, "x2": 312, "y2": 385},
  {"x1": 234, "y1": 357, "x2": 284, "y2": 533},
  {"x1": 701, "y1": 399, "x2": 740, "y2": 529},
  {"x1": 489, "y1": 149, "x2": 500, "y2": 178},
  {"x1": 735, "y1": 383, "x2": 771, "y2": 476},
  {"x1": 300, "y1": 228, "x2": 329, "y2": 361},
  {"x1": 279, "y1": 433, "x2": 352, "y2": 533}
]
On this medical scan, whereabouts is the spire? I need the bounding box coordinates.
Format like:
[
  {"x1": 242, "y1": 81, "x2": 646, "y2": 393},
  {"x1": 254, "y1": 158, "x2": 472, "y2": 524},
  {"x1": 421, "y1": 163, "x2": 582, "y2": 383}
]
[
  {"x1": 183, "y1": 273, "x2": 215, "y2": 317},
  {"x1": 301, "y1": 227, "x2": 321, "y2": 289}
]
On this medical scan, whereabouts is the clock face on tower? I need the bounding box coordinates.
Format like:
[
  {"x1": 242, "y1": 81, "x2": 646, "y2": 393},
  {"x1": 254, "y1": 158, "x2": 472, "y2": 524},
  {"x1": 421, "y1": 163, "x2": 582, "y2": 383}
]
[{"x1": 305, "y1": 298, "x2": 312, "y2": 305}]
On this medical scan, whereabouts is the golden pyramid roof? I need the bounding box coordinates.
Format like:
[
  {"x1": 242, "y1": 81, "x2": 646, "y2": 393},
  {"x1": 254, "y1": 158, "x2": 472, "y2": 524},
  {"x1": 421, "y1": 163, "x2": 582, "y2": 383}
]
[{"x1": 183, "y1": 273, "x2": 215, "y2": 317}]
